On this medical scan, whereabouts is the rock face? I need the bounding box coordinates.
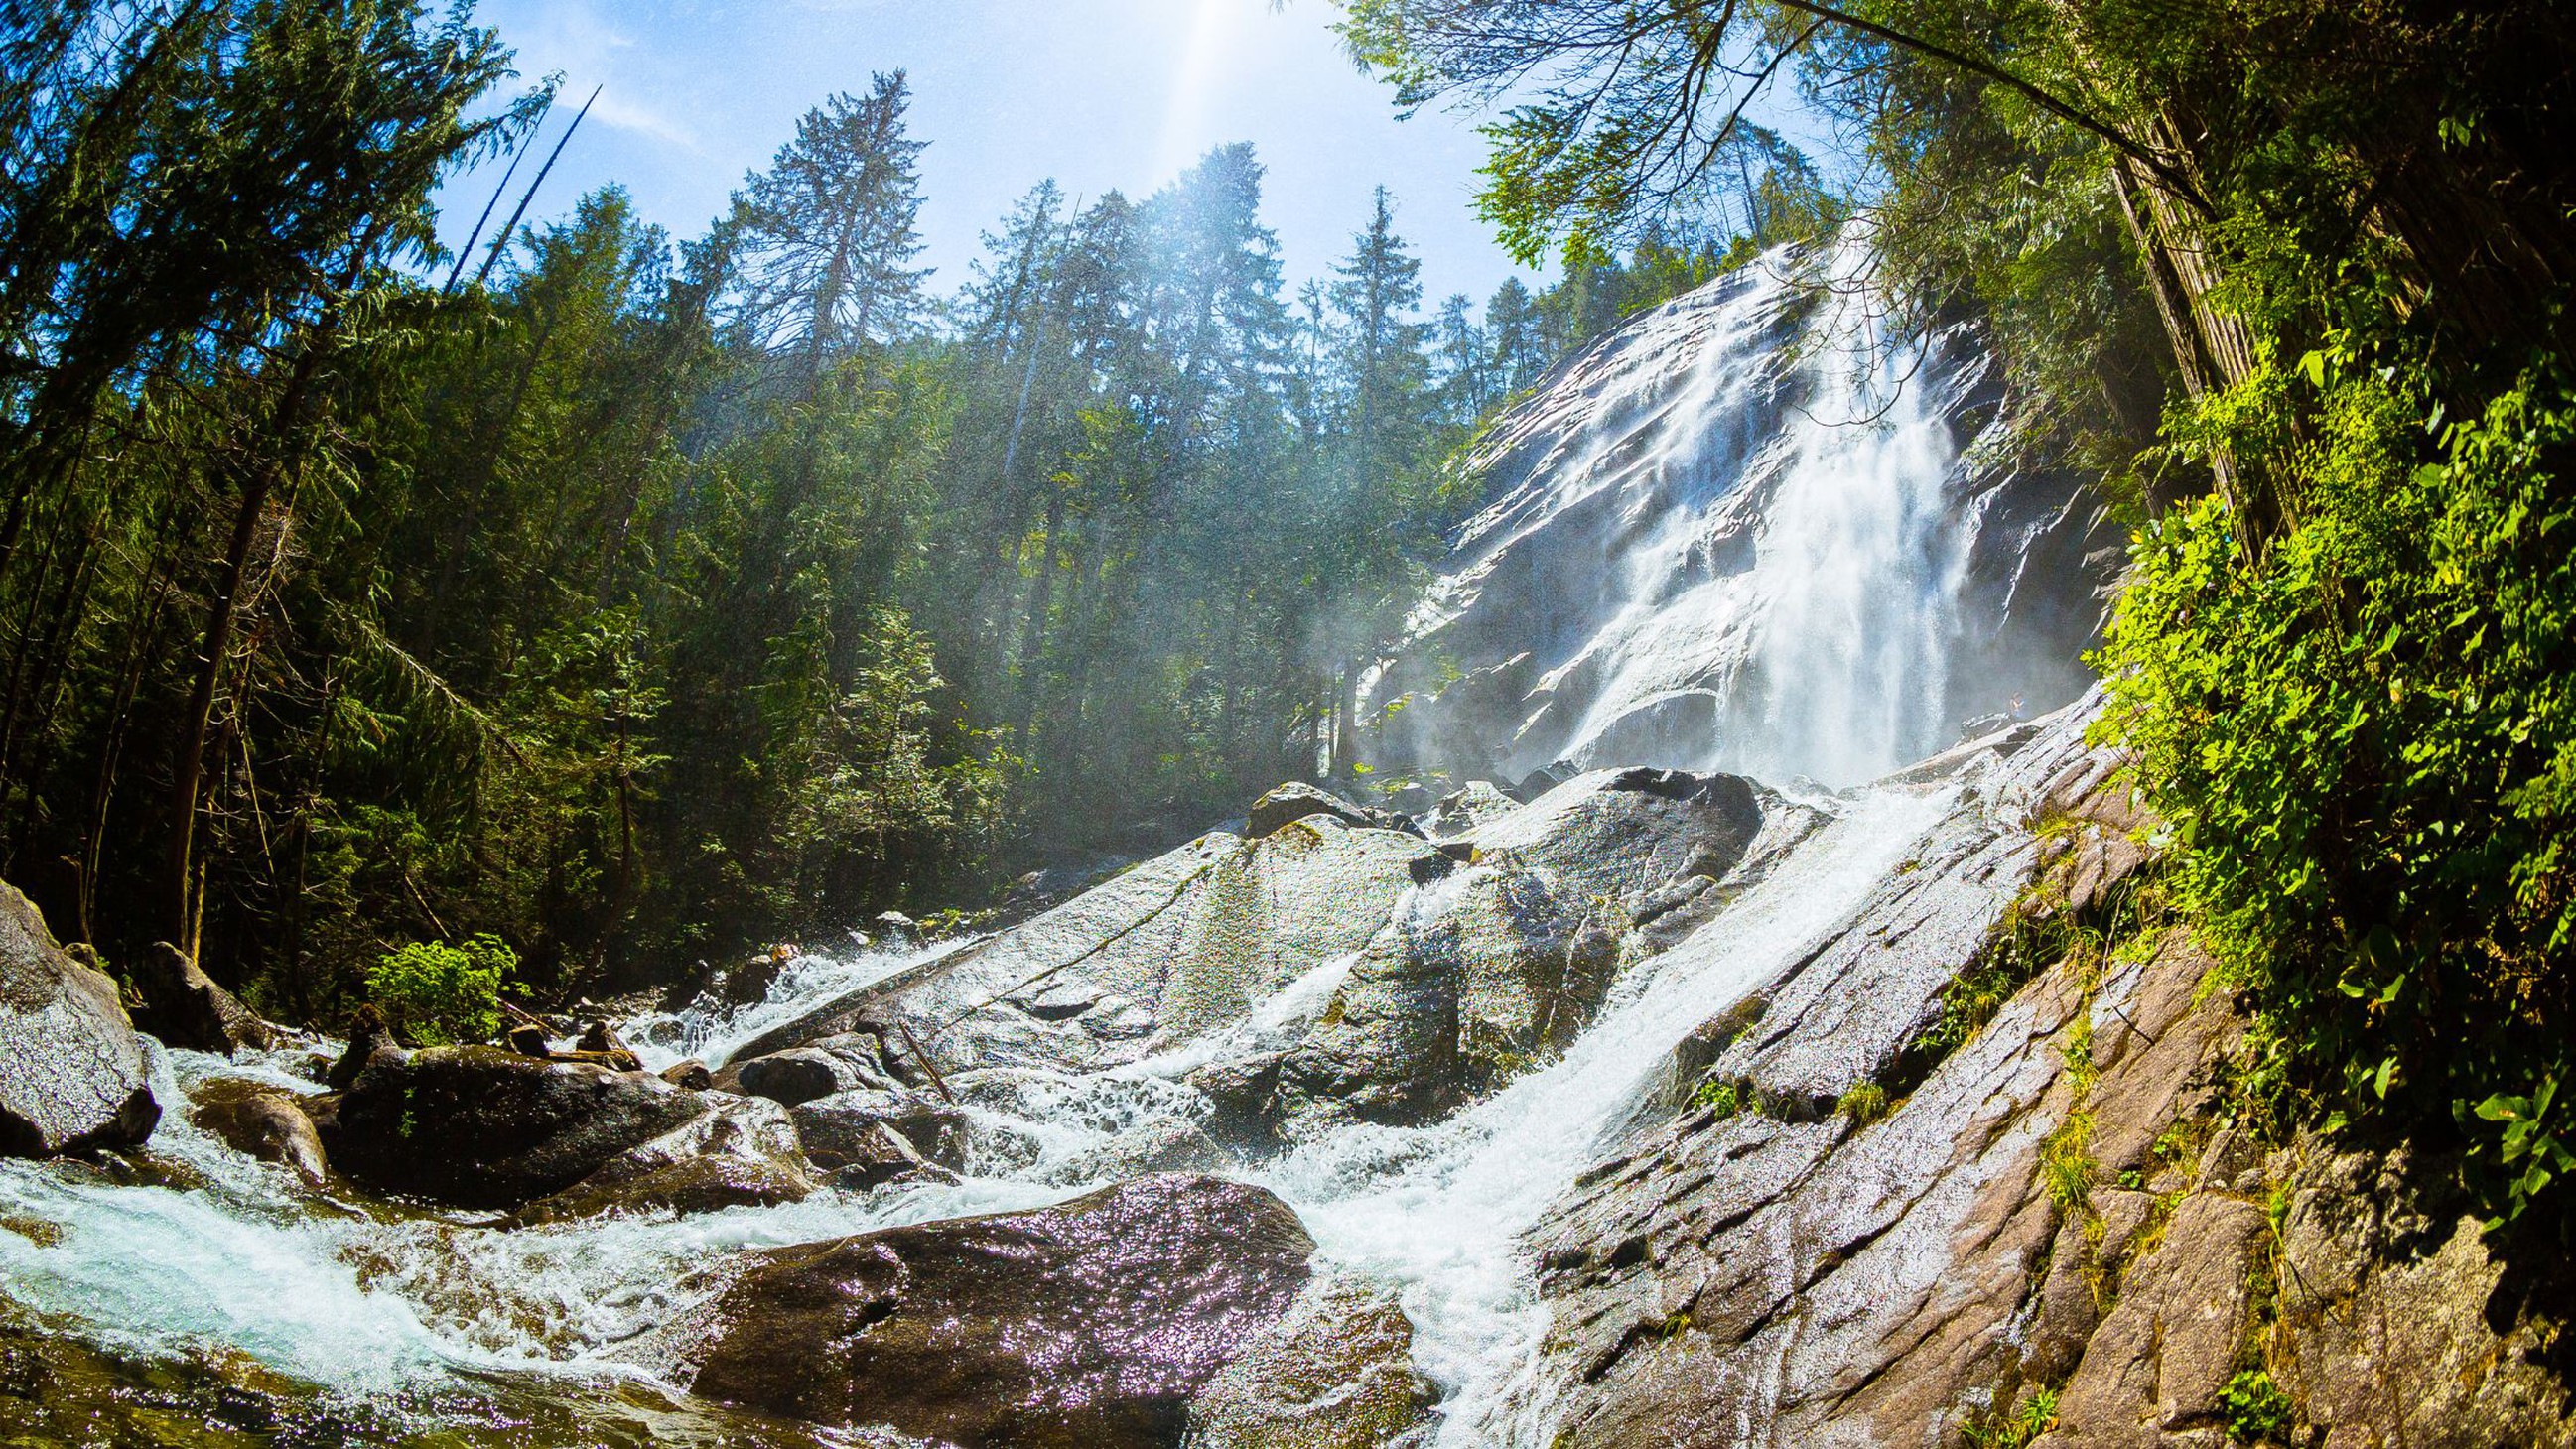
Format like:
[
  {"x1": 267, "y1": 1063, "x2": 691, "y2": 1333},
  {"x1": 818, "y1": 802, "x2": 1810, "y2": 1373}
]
[
  {"x1": 1523, "y1": 706, "x2": 2576, "y2": 1449},
  {"x1": 684, "y1": 1174, "x2": 1317, "y2": 1447},
  {"x1": 732, "y1": 817, "x2": 1446, "y2": 1078},
  {"x1": 1467, "y1": 768, "x2": 1764, "y2": 909},
  {"x1": 129, "y1": 941, "x2": 270, "y2": 1055},
  {"x1": 1183, "y1": 1275, "x2": 1435, "y2": 1449},
  {"x1": 0, "y1": 882, "x2": 158, "y2": 1157},
  {"x1": 324, "y1": 1045, "x2": 724, "y2": 1209}
]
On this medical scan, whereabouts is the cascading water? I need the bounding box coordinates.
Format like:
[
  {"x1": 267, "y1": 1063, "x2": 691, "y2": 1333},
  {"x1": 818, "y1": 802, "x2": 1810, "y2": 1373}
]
[
  {"x1": 1365, "y1": 241, "x2": 2107, "y2": 789},
  {"x1": 0, "y1": 241, "x2": 2094, "y2": 1447}
]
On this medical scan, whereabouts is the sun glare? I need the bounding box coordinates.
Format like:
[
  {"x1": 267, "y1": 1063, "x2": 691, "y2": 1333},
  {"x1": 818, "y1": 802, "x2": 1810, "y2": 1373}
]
[{"x1": 1153, "y1": 0, "x2": 1241, "y2": 181}]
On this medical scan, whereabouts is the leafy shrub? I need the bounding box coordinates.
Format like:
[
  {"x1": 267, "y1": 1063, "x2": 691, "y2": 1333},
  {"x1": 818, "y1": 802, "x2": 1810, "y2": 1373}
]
[
  {"x1": 1689, "y1": 1077, "x2": 1745, "y2": 1119},
  {"x1": 2220, "y1": 1369, "x2": 2295, "y2": 1443},
  {"x1": 1962, "y1": 1384, "x2": 2060, "y2": 1448},
  {"x1": 366, "y1": 935, "x2": 516, "y2": 1046},
  {"x1": 2101, "y1": 362, "x2": 2576, "y2": 1218}
]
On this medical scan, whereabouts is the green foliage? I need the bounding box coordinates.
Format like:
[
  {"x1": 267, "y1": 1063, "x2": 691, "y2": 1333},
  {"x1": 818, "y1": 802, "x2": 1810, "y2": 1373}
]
[
  {"x1": 2101, "y1": 363, "x2": 2576, "y2": 1217},
  {"x1": 1689, "y1": 1077, "x2": 1745, "y2": 1119},
  {"x1": 2040, "y1": 1110, "x2": 2098, "y2": 1211},
  {"x1": 2219, "y1": 1369, "x2": 2294, "y2": 1444},
  {"x1": 1836, "y1": 1081, "x2": 1891, "y2": 1126},
  {"x1": 366, "y1": 936, "x2": 515, "y2": 1047},
  {"x1": 1961, "y1": 1384, "x2": 2060, "y2": 1449}
]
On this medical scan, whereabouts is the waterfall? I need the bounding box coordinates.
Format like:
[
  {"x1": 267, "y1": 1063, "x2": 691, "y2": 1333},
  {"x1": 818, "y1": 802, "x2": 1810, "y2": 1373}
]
[
  {"x1": 1367, "y1": 241, "x2": 2104, "y2": 789},
  {"x1": 0, "y1": 239, "x2": 2103, "y2": 1446}
]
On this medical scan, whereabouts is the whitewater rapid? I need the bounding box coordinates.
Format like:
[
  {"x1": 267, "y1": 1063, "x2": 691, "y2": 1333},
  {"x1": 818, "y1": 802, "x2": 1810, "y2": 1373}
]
[{"x1": 0, "y1": 781, "x2": 1957, "y2": 1445}]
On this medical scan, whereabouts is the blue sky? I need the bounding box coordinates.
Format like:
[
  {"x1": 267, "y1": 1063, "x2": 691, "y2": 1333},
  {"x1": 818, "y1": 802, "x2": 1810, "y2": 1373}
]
[{"x1": 437, "y1": 0, "x2": 1543, "y2": 311}]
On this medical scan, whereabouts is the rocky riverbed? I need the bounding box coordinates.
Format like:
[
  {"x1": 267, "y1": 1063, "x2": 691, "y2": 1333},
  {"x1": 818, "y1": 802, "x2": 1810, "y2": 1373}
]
[{"x1": 1, "y1": 697, "x2": 2568, "y2": 1446}]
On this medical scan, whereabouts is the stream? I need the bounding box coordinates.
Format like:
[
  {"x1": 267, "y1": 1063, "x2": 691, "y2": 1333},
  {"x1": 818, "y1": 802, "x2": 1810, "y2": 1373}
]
[{"x1": 0, "y1": 783, "x2": 1957, "y2": 1446}]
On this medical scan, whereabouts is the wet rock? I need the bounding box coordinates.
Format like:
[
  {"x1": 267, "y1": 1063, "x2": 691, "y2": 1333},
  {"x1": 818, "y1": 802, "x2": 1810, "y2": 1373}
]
[
  {"x1": 506, "y1": 1023, "x2": 552, "y2": 1057},
  {"x1": 1276, "y1": 914, "x2": 1461, "y2": 1129},
  {"x1": 1247, "y1": 781, "x2": 1415, "y2": 840},
  {"x1": 1272, "y1": 857, "x2": 1620, "y2": 1132},
  {"x1": 187, "y1": 1079, "x2": 328, "y2": 1185},
  {"x1": 2046, "y1": 1195, "x2": 2270, "y2": 1445},
  {"x1": 1470, "y1": 767, "x2": 1765, "y2": 912},
  {"x1": 1695, "y1": 781, "x2": 2048, "y2": 1114},
  {"x1": 516, "y1": 1092, "x2": 814, "y2": 1223},
  {"x1": 129, "y1": 941, "x2": 272, "y2": 1055},
  {"x1": 683, "y1": 1174, "x2": 1316, "y2": 1446},
  {"x1": 576, "y1": 1020, "x2": 643, "y2": 1072},
  {"x1": 1419, "y1": 780, "x2": 1519, "y2": 841},
  {"x1": 1000, "y1": 857, "x2": 1132, "y2": 921},
  {"x1": 1042, "y1": 1117, "x2": 1225, "y2": 1185},
  {"x1": 327, "y1": 1004, "x2": 404, "y2": 1091},
  {"x1": 736, "y1": 820, "x2": 1438, "y2": 1078},
  {"x1": 729, "y1": 1037, "x2": 897, "y2": 1107},
  {"x1": 324, "y1": 1045, "x2": 714, "y2": 1209},
  {"x1": 1524, "y1": 711, "x2": 2237, "y2": 1449},
  {"x1": 660, "y1": 1059, "x2": 713, "y2": 1090},
  {"x1": 1184, "y1": 1275, "x2": 1436, "y2": 1449},
  {"x1": 789, "y1": 1088, "x2": 969, "y2": 1176},
  {"x1": 1188, "y1": 1051, "x2": 1288, "y2": 1146},
  {"x1": 0, "y1": 881, "x2": 158, "y2": 1157}
]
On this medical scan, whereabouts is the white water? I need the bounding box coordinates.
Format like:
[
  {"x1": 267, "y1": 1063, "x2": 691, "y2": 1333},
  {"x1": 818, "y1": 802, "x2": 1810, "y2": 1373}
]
[
  {"x1": 1369, "y1": 242, "x2": 2071, "y2": 789},
  {"x1": 1246, "y1": 787, "x2": 1951, "y2": 1444},
  {"x1": 0, "y1": 785, "x2": 1952, "y2": 1443},
  {"x1": 617, "y1": 939, "x2": 963, "y2": 1071}
]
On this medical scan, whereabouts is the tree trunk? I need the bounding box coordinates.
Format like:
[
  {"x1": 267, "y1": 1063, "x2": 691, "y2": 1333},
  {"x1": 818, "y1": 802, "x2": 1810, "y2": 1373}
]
[{"x1": 164, "y1": 335, "x2": 333, "y2": 943}]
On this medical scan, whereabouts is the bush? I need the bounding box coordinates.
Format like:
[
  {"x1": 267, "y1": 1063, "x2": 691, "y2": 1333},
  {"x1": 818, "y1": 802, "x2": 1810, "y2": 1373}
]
[
  {"x1": 366, "y1": 935, "x2": 516, "y2": 1046},
  {"x1": 2101, "y1": 360, "x2": 2576, "y2": 1218}
]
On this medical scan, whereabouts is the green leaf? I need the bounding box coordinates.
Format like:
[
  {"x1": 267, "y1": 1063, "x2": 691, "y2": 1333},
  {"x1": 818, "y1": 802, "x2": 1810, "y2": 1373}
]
[{"x1": 2474, "y1": 1094, "x2": 2529, "y2": 1123}]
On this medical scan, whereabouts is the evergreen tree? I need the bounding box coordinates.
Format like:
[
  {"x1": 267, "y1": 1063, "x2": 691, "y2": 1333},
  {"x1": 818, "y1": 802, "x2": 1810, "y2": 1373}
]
[{"x1": 733, "y1": 72, "x2": 929, "y2": 385}]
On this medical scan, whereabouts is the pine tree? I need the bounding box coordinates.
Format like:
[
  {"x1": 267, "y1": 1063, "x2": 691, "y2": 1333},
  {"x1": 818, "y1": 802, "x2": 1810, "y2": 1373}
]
[{"x1": 733, "y1": 71, "x2": 929, "y2": 386}]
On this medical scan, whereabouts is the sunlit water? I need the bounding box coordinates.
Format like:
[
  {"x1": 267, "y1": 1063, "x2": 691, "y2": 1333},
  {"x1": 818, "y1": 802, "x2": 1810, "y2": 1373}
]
[
  {"x1": 1372, "y1": 241, "x2": 2034, "y2": 789},
  {"x1": 0, "y1": 786, "x2": 1954, "y2": 1444}
]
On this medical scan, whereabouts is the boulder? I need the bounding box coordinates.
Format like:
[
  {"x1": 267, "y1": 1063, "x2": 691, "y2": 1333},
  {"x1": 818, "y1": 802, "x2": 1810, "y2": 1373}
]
[
  {"x1": 1276, "y1": 916, "x2": 1462, "y2": 1129},
  {"x1": 659, "y1": 1059, "x2": 714, "y2": 1090},
  {"x1": 729, "y1": 1037, "x2": 898, "y2": 1107},
  {"x1": 324, "y1": 1045, "x2": 714, "y2": 1209},
  {"x1": 1184, "y1": 1275, "x2": 1436, "y2": 1449},
  {"x1": 1042, "y1": 1117, "x2": 1225, "y2": 1185},
  {"x1": 789, "y1": 1088, "x2": 970, "y2": 1178},
  {"x1": 1420, "y1": 780, "x2": 1519, "y2": 841},
  {"x1": 733, "y1": 821, "x2": 1438, "y2": 1079},
  {"x1": 327, "y1": 1004, "x2": 404, "y2": 1091},
  {"x1": 1272, "y1": 859, "x2": 1617, "y2": 1131},
  {"x1": 1470, "y1": 767, "x2": 1765, "y2": 911},
  {"x1": 1248, "y1": 782, "x2": 1386, "y2": 839},
  {"x1": 129, "y1": 941, "x2": 271, "y2": 1055},
  {"x1": 685, "y1": 1174, "x2": 1316, "y2": 1447},
  {"x1": 0, "y1": 881, "x2": 158, "y2": 1157},
  {"x1": 187, "y1": 1079, "x2": 328, "y2": 1184},
  {"x1": 576, "y1": 1020, "x2": 643, "y2": 1072},
  {"x1": 516, "y1": 1092, "x2": 814, "y2": 1223}
]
